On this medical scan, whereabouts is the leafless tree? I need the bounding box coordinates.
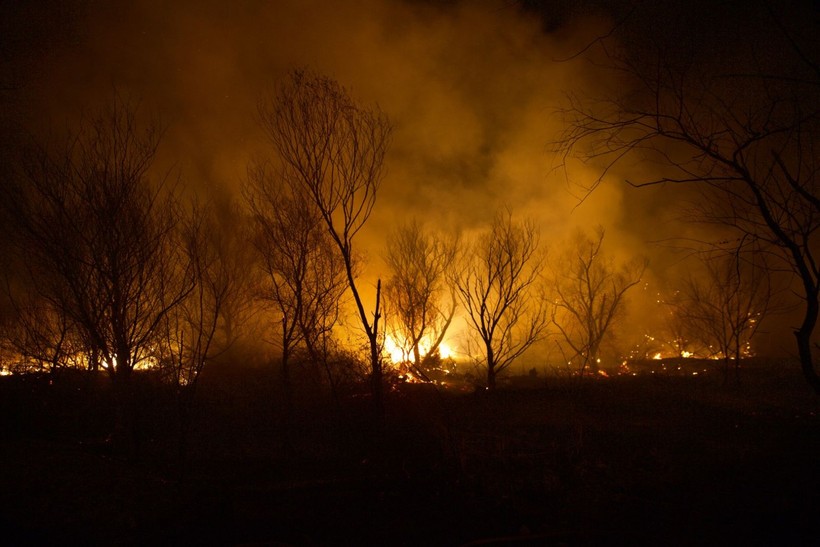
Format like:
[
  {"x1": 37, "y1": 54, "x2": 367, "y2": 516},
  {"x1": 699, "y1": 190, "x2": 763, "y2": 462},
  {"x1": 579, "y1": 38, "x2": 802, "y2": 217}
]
[
  {"x1": 258, "y1": 69, "x2": 392, "y2": 414},
  {"x1": 454, "y1": 209, "x2": 548, "y2": 390},
  {"x1": 560, "y1": 8, "x2": 820, "y2": 390},
  {"x1": 3, "y1": 287, "x2": 83, "y2": 372},
  {"x1": 2, "y1": 96, "x2": 193, "y2": 451},
  {"x1": 660, "y1": 302, "x2": 698, "y2": 359},
  {"x1": 674, "y1": 246, "x2": 773, "y2": 385},
  {"x1": 383, "y1": 220, "x2": 457, "y2": 380},
  {"x1": 551, "y1": 227, "x2": 646, "y2": 377},
  {"x1": 209, "y1": 206, "x2": 258, "y2": 356},
  {"x1": 156, "y1": 202, "x2": 235, "y2": 468},
  {"x1": 244, "y1": 161, "x2": 348, "y2": 404}
]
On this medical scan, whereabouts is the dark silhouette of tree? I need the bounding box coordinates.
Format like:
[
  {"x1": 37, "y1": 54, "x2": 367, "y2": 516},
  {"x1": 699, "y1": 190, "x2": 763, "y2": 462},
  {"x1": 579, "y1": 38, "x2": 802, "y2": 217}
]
[
  {"x1": 156, "y1": 202, "x2": 234, "y2": 471},
  {"x1": 661, "y1": 303, "x2": 696, "y2": 359},
  {"x1": 674, "y1": 247, "x2": 773, "y2": 385},
  {"x1": 2, "y1": 97, "x2": 193, "y2": 452},
  {"x1": 560, "y1": 6, "x2": 820, "y2": 391},
  {"x1": 258, "y1": 69, "x2": 392, "y2": 416},
  {"x1": 383, "y1": 220, "x2": 457, "y2": 380},
  {"x1": 244, "y1": 161, "x2": 347, "y2": 405},
  {"x1": 454, "y1": 209, "x2": 548, "y2": 390},
  {"x1": 208, "y1": 206, "x2": 258, "y2": 357},
  {"x1": 2, "y1": 266, "x2": 84, "y2": 373},
  {"x1": 551, "y1": 227, "x2": 645, "y2": 377}
]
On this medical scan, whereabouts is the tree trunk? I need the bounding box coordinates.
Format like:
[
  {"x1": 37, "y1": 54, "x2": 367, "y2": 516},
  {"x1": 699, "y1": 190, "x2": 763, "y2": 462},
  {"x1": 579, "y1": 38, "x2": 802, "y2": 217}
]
[
  {"x1": 112, "y1": 363, "x2": 138, "y2": 457},
  {"x1": 734, "y1": 339, "x2": 742, "y2": 386},
  {"x1": 177, "y1": 390, "x2": 192, "y2": 481},
  {"x1": 577, "y1": 356, "x2": 589, "y2": 379},
  {"x1": 370, "y1": 279, "x2": 384, "y2": 419},
  {"x1": 796, "y1": 330, "x2": 820, "y2": 394},
  {"x1": 487, "y1": 365, "x2": 496, "y2": 391},
  {"x1": 589, "y1": 345, "x2": 600, "y2": 375},
  {"x1": 280, "y1": 344, "x2": 296, "y2": 449},
  {"x1": 795, "y1": 288, "x2": 820, "y2": 394},
  {"x1": 722, "y1": 356, "x2": 730, "y2": 387},
  {"x1": 370, "y1": 350, "x2": 383, "y2": 416},
  {"x1": 486, "y1": 343, "x2": 496, "y2": 391},
  {"x1": 281, "y1": 317, "x2": 294, "y2": 421},
  {"x1": 89, "y1": 348, "x2": 99, "y2": 372}
]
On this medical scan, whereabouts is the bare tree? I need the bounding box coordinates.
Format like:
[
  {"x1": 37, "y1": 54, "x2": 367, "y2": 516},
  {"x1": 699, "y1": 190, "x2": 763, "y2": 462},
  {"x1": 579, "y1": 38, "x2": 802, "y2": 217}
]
[
  {"x1": 660, "y1": 301, "x2": 698, "y2": 359},
  {"x1": 258, "y1": 69, "x2": 392, "y2": 414},
  {"x1": 3, "y1": 288, "x2": 84, "y2": 372},
  {"x1": 551, "y1": 227, "x2": 646, "y2": 377},
  {"x1": 455, "y1": 209, "x2": 548, "y2": 390},
  {"x1": 2, "y1": 287, "x2": 76, "y2": 372},
  {"x1": 2, "y1": 96, "x2": 193, "y2": 451},
  {"x1": 244, "y1": 161, "x2": 347, "y2": 403},
  {"x1": 674, "y1": 247, "x2": 772, "y2": 385},
  {"x1": 156, "y1": 202, "x2": 234, "y2": 469},
  {"x1": 560, "y1": 8, "x2": 820, "y2": 391},
  {"x1": 383, "y1": 220, "x2": 457, "y2": 380},
  {"x1": 209, "y1": 205, "x2": 258, "y2": 356}
]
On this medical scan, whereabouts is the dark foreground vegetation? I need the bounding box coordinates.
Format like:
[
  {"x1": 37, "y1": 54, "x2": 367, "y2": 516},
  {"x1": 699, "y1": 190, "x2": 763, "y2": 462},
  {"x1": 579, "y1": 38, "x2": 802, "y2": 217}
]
[{"x1": 1, "y1": 360, "x2": 818, "y2": 546}]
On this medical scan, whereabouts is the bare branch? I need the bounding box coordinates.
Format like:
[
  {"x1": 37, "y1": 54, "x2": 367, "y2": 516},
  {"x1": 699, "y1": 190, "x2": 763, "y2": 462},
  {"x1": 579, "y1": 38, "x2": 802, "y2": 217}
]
[{"x1": 454, "y1": 209, "x2": 548, "y2": 389}]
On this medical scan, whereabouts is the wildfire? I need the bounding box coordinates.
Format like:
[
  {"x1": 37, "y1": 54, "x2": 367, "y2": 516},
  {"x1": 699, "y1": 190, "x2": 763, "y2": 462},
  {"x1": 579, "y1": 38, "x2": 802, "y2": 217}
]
[
  {"x1": 384, "y1": 335, "x2": 455, "y2": 364},
  {"x1": 101, "y1": 354, "x2": 159, "y2": 372},
  {"x1": 384, "y1": 336, "x2": 406, "y2": 364},
  {"x1": 438, "y1": 342, "x2": 453, "y2": 360}
]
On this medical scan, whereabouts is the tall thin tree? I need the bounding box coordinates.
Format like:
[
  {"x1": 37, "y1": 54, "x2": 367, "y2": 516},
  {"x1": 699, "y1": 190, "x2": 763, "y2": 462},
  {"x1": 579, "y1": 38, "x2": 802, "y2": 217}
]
[
  {"x1": 258, "y1": 69, "x2": 392, "y2": 415},
  {"x1": 244, "y1": 161, "x2": 347, "y2": 404}
]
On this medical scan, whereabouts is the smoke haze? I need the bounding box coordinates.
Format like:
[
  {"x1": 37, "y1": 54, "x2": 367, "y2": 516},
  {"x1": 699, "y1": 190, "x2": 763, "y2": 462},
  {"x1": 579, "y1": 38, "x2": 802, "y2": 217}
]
[{"x1": 2, "y1": 0, "x2": 806, "y2": 362}]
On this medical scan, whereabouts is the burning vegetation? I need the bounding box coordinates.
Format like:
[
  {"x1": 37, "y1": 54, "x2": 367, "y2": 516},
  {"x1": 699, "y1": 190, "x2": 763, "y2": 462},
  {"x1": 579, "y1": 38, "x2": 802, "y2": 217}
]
[{"x1": 0, "y1": 0, "x2": 818, "y2": 544}]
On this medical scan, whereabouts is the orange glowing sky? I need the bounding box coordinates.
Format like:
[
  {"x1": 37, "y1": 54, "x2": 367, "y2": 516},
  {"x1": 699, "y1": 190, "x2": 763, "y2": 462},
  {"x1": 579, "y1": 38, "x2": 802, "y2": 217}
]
[{"x1": 2, "y1": 0, "x2": 814, "y2": 363}]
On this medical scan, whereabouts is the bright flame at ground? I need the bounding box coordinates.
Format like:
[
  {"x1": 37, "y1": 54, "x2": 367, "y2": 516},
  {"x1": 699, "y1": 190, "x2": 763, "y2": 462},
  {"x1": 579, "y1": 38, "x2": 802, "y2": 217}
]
[
  {"x1": 438, "y1": 342, "x2": 452, "y2": 360},
  {"x1": 384, "y1": 336, "x2": 406, "y2": 364},
  {"x1": 384, "y1": 335, "x2": 455, "y2": 364},
  {"x1": 101, "y1": 355, "x2": 158, "y2": 372}
]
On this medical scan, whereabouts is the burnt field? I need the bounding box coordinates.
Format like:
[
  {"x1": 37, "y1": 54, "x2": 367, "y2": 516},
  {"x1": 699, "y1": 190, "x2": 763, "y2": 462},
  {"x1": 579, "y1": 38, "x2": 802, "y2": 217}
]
[{"x1": 1, "y1": 360, "x2": 818, "y2": 546}]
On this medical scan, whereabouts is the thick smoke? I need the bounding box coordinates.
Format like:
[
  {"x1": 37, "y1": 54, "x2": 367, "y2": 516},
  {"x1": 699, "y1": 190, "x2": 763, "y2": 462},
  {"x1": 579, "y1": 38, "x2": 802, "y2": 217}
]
[
  {"x1": 7, "y1": 1, "x2": 638, "y2": 232},
  {"x1": 3, "y1": 0, "x2": 796, "y2": 362}
]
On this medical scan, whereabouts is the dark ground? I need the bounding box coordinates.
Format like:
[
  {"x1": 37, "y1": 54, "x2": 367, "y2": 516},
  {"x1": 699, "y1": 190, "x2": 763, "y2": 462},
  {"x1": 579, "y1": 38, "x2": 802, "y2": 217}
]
[{"x1": 0, "y1": 360, "x2": 818, "y2": 546}]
